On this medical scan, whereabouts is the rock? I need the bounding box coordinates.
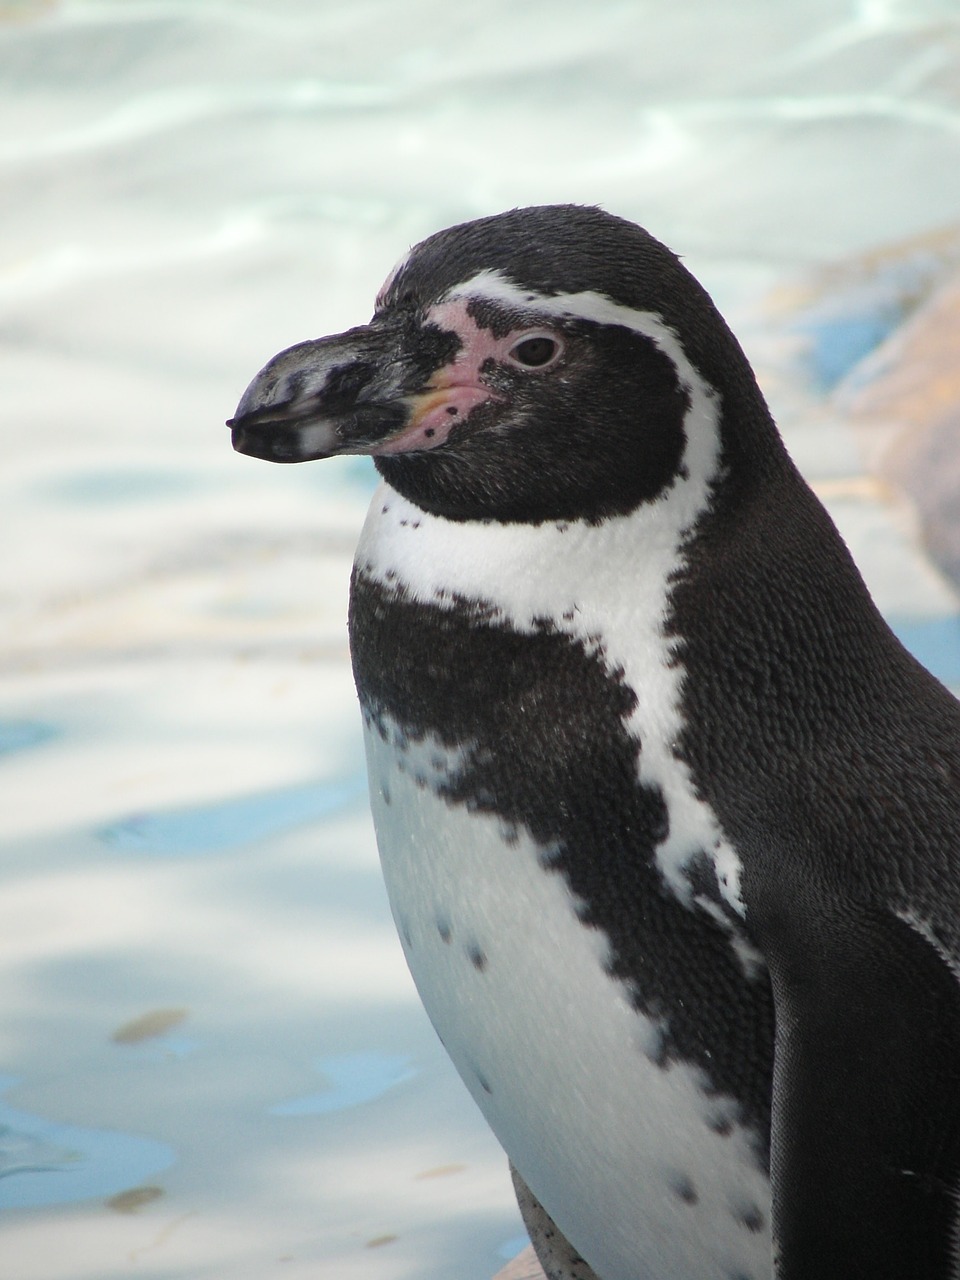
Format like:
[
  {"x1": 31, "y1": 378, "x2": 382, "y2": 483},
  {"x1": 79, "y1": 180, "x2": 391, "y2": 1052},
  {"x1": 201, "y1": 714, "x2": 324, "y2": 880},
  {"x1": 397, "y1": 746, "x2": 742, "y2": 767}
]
[
  {"x1": 776, "y1": 225, "x2": 960, "y2": 594},
  {"x1": 493, "y1": 1245, "x2": 547, "y2": 1280},
  {"x1": 836, "y1": 268, "x2": 960, "y2": 590},
  {"x1": 774, "y1": 224, "x2": 960, "y2": 392}
]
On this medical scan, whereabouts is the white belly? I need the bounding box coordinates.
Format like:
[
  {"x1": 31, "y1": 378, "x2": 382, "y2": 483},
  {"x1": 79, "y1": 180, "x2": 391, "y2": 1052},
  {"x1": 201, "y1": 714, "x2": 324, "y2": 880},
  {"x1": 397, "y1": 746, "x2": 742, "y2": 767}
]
[{"x1": 364, "y1": 720, "x2": 773, "y2": 1280}]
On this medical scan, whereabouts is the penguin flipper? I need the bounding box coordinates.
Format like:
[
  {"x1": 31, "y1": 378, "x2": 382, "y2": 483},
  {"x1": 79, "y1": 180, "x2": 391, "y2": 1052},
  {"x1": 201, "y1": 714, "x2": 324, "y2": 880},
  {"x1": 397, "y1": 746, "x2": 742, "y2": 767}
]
[
  {"x1": 769, "y1": 906, "x2": 960, "y2": 1279},
  {"x1": 510, "y1": 1163, "x2": 602, "y2": 1280}
]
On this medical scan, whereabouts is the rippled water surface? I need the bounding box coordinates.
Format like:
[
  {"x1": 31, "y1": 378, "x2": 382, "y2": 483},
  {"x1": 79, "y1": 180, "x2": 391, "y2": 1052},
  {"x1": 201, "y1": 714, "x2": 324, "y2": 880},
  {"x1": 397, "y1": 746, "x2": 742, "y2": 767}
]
[{"x1": 2, "y1": 2, "x2": 960, "y2": 1277}]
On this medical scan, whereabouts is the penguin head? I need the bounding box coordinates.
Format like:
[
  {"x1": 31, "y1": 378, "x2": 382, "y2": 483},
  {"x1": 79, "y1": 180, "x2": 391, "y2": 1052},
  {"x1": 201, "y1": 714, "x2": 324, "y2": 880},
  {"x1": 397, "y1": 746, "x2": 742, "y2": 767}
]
[{"x1": 229, "y1": 205, "x2": 781, "y2": 523}]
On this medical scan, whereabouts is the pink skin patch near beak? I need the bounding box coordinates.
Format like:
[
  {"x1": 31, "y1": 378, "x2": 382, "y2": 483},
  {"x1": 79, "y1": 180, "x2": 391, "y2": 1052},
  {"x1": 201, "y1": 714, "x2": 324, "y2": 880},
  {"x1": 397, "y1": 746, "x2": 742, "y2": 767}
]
[
  {"x1": 373, "y1": 383, "x2": 493, "y2": 455},
  {"x1": 371, "y1": 298, "x2": 520, "y2": 456}
]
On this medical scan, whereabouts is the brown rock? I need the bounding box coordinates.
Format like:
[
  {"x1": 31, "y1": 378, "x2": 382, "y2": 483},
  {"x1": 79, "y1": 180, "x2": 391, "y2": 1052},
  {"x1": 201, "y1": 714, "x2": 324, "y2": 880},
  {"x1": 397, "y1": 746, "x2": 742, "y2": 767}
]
[
  {"x1": 880, "y1": 407, "x2": 960, "y2": 588},
  {"x1": 492, "y1": 1245, "x2": 547, "y2": 1280},
  {"x1": 839, "y1": 271, "x2": 960, "y2": 447},
  {"x1": 836, "y1": 269, "x2": 960, "y2": 589}
]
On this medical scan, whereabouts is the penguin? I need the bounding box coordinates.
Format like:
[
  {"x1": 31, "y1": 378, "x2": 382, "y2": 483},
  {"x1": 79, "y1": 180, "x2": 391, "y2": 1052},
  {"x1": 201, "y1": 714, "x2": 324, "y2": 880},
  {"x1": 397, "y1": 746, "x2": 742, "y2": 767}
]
[{"x1": 228, "y1": 205, "x2": 960, "y2": 1280}]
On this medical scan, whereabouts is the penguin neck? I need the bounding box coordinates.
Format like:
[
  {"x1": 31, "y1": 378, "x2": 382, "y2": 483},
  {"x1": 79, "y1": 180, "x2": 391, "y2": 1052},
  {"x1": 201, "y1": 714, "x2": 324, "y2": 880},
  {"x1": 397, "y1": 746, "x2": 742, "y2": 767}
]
[
  {"x1": 355, "y1": 482, "x2": 681, "y2": 618},
  {"x1": 355, "y1": 442, "x2": 718, "y2": 639}
]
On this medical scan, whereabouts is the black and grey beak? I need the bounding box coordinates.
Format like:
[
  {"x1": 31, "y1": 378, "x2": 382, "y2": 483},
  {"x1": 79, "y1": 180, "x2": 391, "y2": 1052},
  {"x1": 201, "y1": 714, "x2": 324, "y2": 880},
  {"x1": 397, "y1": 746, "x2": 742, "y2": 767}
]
[{"x1": 228, "y1": 324, "x2": 412, "y2": 463}]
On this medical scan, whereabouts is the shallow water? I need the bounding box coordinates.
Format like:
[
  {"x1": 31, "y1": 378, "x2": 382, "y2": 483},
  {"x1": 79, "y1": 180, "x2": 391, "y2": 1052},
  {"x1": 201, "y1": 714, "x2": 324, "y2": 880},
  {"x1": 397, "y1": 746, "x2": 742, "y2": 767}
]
[{"x1": 2, "y1": 2, "x2": 960, "y2": 1277}]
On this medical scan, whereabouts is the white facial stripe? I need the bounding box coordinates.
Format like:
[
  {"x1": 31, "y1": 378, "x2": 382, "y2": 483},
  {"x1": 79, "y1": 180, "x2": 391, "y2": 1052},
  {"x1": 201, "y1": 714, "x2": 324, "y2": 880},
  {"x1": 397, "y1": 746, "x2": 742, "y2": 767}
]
[
  {"x1": 357, "y1": 274, "x2": 747, "y2": 921},
  {"x1": 425, "y1": 298, "x2": 523, "y2": 383},
  {"x1": 444, "y1": 269, "x2": 691, "y2": 360}
]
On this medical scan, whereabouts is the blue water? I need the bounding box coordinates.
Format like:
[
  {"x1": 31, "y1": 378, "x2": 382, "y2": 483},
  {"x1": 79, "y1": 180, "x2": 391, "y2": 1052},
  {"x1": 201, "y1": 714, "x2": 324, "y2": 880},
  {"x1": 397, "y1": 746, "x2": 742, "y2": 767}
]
[
  {"x1": 100, "y1": 774, "x2": 368, "y2": 856},
  {"x1": 0, "y1": 722, "x2": 58, "y2": 757},
  {"x1": 270, "y1": 1052, "x2": 418, "y2": 1117},
  {"x1": 37, "y1": 466, "x2": 205, "y2": 506},
  {"x1": 1, "y1": 1, "x2": 959, "y2": 1277},
  {"x1": 0, "y1": 1077, "x2": 175, "y2": 1211},
  {"x1": 891, "y1": 615, "x2": 960, "y2": 688},
  {"x1": 797, "y1": 312, "x2": 901, "y2": 389}
]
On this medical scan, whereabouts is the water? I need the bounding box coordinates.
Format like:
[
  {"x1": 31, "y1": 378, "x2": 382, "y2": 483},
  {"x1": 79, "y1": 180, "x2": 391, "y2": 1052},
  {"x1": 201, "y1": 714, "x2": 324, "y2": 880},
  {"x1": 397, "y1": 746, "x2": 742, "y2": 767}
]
[{"x1": 1, "y1": 2, "x2": 959, "y2": 1277}]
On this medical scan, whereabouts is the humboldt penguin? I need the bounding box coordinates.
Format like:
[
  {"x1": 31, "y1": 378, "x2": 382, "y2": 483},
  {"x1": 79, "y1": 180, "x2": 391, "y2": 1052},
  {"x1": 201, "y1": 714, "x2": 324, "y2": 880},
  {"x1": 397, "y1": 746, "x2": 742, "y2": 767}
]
[{"x1": 230, "y1": 205, "x2": 960, "y2": 1280}]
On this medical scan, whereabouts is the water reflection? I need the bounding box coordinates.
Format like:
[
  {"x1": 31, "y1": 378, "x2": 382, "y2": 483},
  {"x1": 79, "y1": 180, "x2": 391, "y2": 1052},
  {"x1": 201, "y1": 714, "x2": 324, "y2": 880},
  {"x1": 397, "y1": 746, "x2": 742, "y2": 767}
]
[
  {"x1": 270, "y1": 1052, "x2": 418, "y2": 1117},
  {"x1": 0, "y1": 1076, "x2": 175, "y2": 1211},
  {"x1": 890, "y1": 615, "x2": 960, "y2": 688},
  {"x1": 0, "y1": 722, "x2": 58, "y2": 757},
  {"x1": 101, "y1": 775, "x2": 367, "y2": 857}
]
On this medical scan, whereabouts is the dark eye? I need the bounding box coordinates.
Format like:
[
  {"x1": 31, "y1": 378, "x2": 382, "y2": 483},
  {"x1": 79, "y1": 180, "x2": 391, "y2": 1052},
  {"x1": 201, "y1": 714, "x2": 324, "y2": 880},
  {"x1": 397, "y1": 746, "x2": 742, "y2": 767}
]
[{"x1": 508, "y1": 335, "x2": 561, "y2": 368}]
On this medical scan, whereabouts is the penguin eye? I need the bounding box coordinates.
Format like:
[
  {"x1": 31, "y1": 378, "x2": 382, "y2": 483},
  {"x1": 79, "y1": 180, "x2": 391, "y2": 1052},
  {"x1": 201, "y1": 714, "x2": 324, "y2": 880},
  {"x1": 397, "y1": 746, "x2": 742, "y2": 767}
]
[{"x1": 506, "y1": 334, "x2": 562, "y2": 370}]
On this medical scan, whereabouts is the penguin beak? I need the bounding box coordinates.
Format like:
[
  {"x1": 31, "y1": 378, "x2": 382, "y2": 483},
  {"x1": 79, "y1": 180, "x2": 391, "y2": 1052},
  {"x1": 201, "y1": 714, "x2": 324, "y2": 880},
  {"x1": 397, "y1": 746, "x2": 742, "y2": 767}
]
[{"x1": 228, "y1": 320, "x2": 493, "y2": 463}]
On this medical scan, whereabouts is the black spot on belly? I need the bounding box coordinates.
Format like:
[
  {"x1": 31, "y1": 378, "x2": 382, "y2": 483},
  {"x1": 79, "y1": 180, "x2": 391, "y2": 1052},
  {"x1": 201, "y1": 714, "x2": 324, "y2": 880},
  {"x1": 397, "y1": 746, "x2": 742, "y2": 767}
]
[
  {"x1": 643, "y1": 1025, "x2": 668, "y2": 1068},
  {"x1": 475, "y1": 1069, "x2": 493, "y2": 1094},
  {"x1": 668, "y1": 1172, "x2": 698, "y2": 1205},
  {"x1": 436, "y1": 918, "x2": 452, "y2": 944},
  {"x1": 466, "y1": 943, "x2": 487, "y2": 972},
  {"x1": 733, "y1": 1203, "x2": 765, "y2": 1233},
  {"x1": 350, "y1": 574, "x2": 776, "y2": 1163}
]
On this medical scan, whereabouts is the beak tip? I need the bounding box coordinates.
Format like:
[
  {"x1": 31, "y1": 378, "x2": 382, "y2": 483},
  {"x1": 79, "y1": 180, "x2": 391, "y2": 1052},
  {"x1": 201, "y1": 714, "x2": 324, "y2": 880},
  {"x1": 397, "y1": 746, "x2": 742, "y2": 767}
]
[
  {"x1": 229, "y1": 324, "x2": 416, "y2": 463},
  {"x1": 229, "y1": 411, "x2": 343, "y2": 464}
]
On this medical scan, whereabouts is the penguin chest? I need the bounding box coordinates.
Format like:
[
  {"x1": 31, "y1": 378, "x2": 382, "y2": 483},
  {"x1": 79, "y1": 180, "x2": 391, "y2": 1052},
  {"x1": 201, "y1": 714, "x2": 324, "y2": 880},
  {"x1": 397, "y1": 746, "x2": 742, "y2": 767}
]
[
  {"x1": 362, "y1": 717, "x2": 774, "y2": 1280},
  {"x1": 348, "y1": 492, "x2": 776, "y2": 1280}
]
